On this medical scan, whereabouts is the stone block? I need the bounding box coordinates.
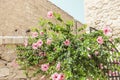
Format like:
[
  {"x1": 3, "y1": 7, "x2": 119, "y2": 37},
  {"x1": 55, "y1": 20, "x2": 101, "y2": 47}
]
[
  {"x1": 0, "y1": 60, "x2": 7, "y2": 68},
  {"x1": 0, "y1": 68, "x2": 9, "y2": 77}
]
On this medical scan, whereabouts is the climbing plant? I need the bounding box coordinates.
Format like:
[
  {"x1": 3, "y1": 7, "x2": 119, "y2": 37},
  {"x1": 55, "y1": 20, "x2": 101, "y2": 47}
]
[{"x1": 16, "y1": 11, "x2": 120, "y2": 80}]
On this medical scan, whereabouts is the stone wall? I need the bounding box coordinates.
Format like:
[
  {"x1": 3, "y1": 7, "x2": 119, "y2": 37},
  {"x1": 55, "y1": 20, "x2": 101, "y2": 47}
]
[
  {"x1": 0, "y1": 0, "x2": 82, "y2": 44},
  {"x1": 0, "y1": 45, "x2": 40, "y2": 80},
  {"x1": 0, "y1": 0, "x2": 82, "y2": 36},
  {"x1": 0, "y1": 45, "x2": 27, "y2": 80},
  {"x1": 0, "y1": 0, "x2": 82, "y2": 80},
  {"x1": 84, "y1": 0, "x2": 120, "y2": 37}
]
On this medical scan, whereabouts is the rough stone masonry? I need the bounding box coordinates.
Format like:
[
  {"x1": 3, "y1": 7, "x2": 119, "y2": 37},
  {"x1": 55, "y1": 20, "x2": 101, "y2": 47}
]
[{"x1": 84, "y1": 0, "x2": 120, "y2": 38}]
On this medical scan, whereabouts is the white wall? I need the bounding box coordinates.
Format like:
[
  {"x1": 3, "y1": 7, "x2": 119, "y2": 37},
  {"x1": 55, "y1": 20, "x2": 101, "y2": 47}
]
[{"x1": 85, "y1": 0, "x2": 120, "y2": 37}]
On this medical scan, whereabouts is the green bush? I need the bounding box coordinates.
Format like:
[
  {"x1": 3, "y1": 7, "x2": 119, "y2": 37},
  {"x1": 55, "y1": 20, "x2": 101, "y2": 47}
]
[{"x1": 16, "y1": 11, "x2": 120, "y2": 80}]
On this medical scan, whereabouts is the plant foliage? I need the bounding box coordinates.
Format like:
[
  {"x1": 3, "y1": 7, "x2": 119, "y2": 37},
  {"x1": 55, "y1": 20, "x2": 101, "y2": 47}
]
[{"x1": 16, "y1": 12, "x2": 120, "y2": 80}]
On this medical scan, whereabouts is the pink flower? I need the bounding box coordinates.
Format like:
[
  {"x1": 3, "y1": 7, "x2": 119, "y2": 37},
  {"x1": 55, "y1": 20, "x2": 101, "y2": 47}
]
[
  {"x1": 39, "y1": 52, "x2": 46, "y2": 57},
  {"x1": 97, "y1": 36, "x2": 104, "y2": 44},
  {"x1": 103, "y1": 26, "x2": 112, "y2": 36},
  {"x1": 47, "y1": 11, "x2": 53, "y2": 18},
  {"x1": 51, "y1": 73, "x2": 59, "y2": 80},
  {"x1": 11, "y1": 59, "x2": 19, "y2": 67},
  {"x1": 40, "y1": 31, "x2": 44, "y2": 36},
  {"x1": 32, "y1": 32, "x2": 38, "y2": 38},
  {"x1": 37, "y1": 39, "x2": 43, "y2": 47},
  {"x1": 56, "y1": 62, "x2": 61, "y2": 71},
  {"x1": 32, "y1": 43, "x2": 38, "y2": 49},
  {"x1": 58, "y1": 73, "x2": 65, "y2": 80},
  {"x1": 41, "y1": 63, "x2": 49, "y2": 71},
  {"x1": 64, "y1": 39, "x2": 70, "y2": 46},
  {"x1": 24, "y1": 39, "x2": 28, "y2": 47},
  {"x1": 46, "y1": 38, "x2": 52, "y2": 45},
  {"x1": 51, "y1": 73, "x2": 65, "y2": 80}
]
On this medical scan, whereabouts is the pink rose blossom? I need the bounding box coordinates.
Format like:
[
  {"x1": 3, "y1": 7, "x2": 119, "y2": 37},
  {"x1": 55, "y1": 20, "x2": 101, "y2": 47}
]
[
  {"x1": 24, "y1": 39, "x2": 28, "y2": 47},
  {"x1": 47, "y1": 11, "x2": 53, "y2": 18},
  {"x1": 51, "y1": 73, "x2": 59, "y2": 80},
  {"x1": 64, "y1": 39, "x2": 70, "y2": 46},
  {"x1": 32, "y1": 32, "x2": 38, "y2": 38},
  {"x1": 97, "y1": 36, "x2": 104, "y2": 44},
  {"x1": 51, "y1": 73, "x2": 65, "y2": 80},
  {"x1": 40, "y1": 31, "x2": 44, "y2": 36},
  {"x1": 103, "y1": 26, "x2": 112, "y2": 36},
  {"x1": 41, "y1": 63, "x2": 49, "y2": 71},
  {"x1": 11, "y1": 59, "x2": 19, "y2": 67},
  {"x1": 32, "y1": 43, "x2": 38, "y2": 49},
  {"x1": 37, "y1": 39, "x2": 43, "y2": 47},
  {"x1": 58, "y1": 73, "x2": 65, "y2": 80},
  {"x1": 56, "y1": 62, "x2": 61, "y2": 71},
  {"x1": 46, "y1": 38, "x2": 52, "y2": 45}
]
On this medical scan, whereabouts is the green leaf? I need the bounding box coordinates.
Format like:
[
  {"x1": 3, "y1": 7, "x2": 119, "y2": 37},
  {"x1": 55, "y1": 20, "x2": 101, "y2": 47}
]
[
  {"x1": 53, "y1": 12, "x2": 63, "y2": 22},
  {"x1": 66, "y1": 20, "x2": 74, "y2": 27}
]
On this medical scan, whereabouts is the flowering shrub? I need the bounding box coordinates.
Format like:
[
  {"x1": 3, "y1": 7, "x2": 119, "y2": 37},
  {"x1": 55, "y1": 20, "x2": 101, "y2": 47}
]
[{"x1": 16, "y1": 11, "x2": 120, "y2": 80}]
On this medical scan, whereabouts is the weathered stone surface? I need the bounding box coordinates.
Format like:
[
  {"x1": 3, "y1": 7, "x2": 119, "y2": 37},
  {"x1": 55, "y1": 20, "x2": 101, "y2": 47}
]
[
  {"x1": 0, "y1": 0, "x2": 82, "y2": 36},
  {"x1": 0, "y1": 0, "x2": 82, "y2": 45},
  {"x1": 0, "y1": 45, "x2": 4, "y2": 55},
  {"x1": 0, "y1": 68, "x2": 9, "y2": 77},
  {"x1": 1, "y1": 51, "x2": 16, "y2": 62},
  {"x1": 1, "y1": 45, "x2": 16, "y2": 61},
  {"x1": 14, "y1": 70, "x2": 26, "y2": 79},
  {"x1": 0, "y1": 60, "x2": 7, "y2": 68},
  {"x1": 85, "y1": 0, "x2": 120, "y2": 37}
]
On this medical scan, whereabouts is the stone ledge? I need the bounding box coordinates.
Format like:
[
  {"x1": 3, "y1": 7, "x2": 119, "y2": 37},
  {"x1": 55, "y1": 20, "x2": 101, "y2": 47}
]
[{"x1": 0, "y1": 36, "x2": 28, "y2": 45}]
